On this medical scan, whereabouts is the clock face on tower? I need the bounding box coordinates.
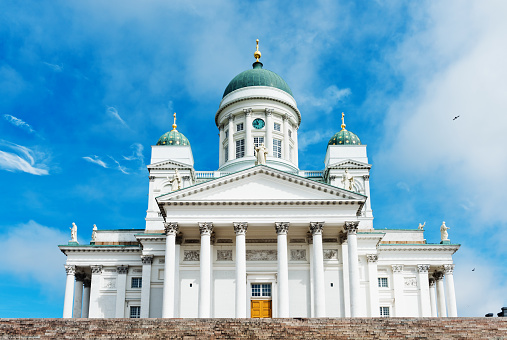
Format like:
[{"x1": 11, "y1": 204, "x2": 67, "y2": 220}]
[{"x1": 252, "y1": 118, "x2": 265, "y2": 129}]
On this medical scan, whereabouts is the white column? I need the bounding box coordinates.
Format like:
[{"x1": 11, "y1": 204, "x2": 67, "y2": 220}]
[
  {"x1": 63, "y1": 265, "x2": 76, "y2": 318},
  {"x1": 199, "y1": 222, "x2": 213, "y2": 317},
  {"x1": 294, "y1": 126, "x2": 299, "y2": 166},
  {"x1": 434, "y1": 271, "x2": 447, "y2": 317},
  {"x1": 73, "y1": 272, "x2": 85, "y2": 318},
  {"x1": 443, "y1": 264, "x2": 458, "y2": 317},
  {"x1": 234, "y1": 222, "x2": 248, "y2": 318},
  {"x1": 429, "y1": 278, "x2": 438, "y2": 317},
  {"x1": 283, "y1": 114, "x2": 290, "y2": 160},
  {"x1": 162, "y1": 222, "x2": 178, "y2": 318},
  {"x1": 218, "y1": 124, "x2": 224, "y2": 166},
  {"x1": 417, "y1": 265, "x2": 431, "y2": 317},
  {"x1": 392, "y1": 265, "x2": 404, "y2": 316},
  {"x1": 88, "y1": 265, "x2": 102, "y2": 318},
  {"x1": 275, "y1": 222, "x2": 290, "y2": 317},
  {"x1": 310, "y1": 222, "x2": 326, "y2": 317},
  {"x1": 141, "y1": 255, "x2": 153, "y2": 318},
  {"x1": 265, "y1": 109, "x2": 273, "y2": 156},
  {"x1": 244, "y1": 109, "x2": 253, "y2": 157},
  {"x1": 308, "y1": 242, "x2": 315, "y2": 317},
  {"x1": 363, "y1": 175, "x2": 373, "y2": 217},
  {"x1": 115, "y1": 265, "x2": 128, "y2": 318},
  {"x1": 228, "y1": 114, "x2": 235, "y2": 161},
  {"x1": 82, "y1": 278, "x2": 91, "y2": 318},
  {"x1": 341, "y1": 236, "x2": 350, "y2": 317},
  {"x1": 366, "y1": 255, "x2": 379, "y2": 317},
  {"x1": 344, "y1": 221, "x2": 360, "y2": 317}
]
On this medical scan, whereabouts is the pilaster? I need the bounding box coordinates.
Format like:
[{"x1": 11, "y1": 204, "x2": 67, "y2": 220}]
[
  {"x1": 275, "y1": 222, "x2": 290, "y2": 317},
  {"x1": 141, "y1": 255, "x2": 154, "y2": 318},
  {"x1": 162, "y1": 222, "x2": 178, "y2": 318},
  {"x1": 417, "y1": 264, "x2": 431, "y2": 317},
  {"x1": 344, "y1": 221, "x2": 360, "y2": 316},
  {"x1": 88, "y1": 265, "x2": 102, "y2": 318},
  {"x1": 366, "y1": 255, "x2": 379, "y2": 316},
  {"x1": 63, "y1": 265, "x2": 76, "y2": 318},
  {"x1": 115, "y1": 265, "x2": 128, "y2": 318},
  {"x1": 392, "y1": 264, "x2": 404, "y2": 316},
  {"x1": 310, "y1": 222, "x2": 326, "y2": 317}
]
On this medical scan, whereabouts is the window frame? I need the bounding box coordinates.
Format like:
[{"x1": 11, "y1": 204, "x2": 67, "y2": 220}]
[
  {"x1": 131, "y1": 277, "x2": 142, "y2": 289},
  {"x1": 379, "y1": 306, "x2": 390, "y2": 317},
  {"x1": 236, "y1": 123, "x2": 244, "y2": 132},
  {"x1": 273, "y1": 139, "x2": 282, "y2": 158},
  {"x1": 130, "y1": 306, "x2": 141, "y2": 318},
  {"x1": 251, "y1": 283, "x2": 272, "y2": 297},
  {"x1": 274, "y1": 122, "x2": 281, "y2": 132},
  {"x1": 378, "y1": 277, "x2": 389, "y2": 288},
  {"x1": 254, "y1": 136, "x2": 264, "y2": 148},
  {"x1": 235, "y1": 139, "x2": 245, "y2": 158}
]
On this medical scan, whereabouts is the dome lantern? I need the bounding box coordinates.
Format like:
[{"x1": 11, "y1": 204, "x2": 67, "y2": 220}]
[
  {"x1": 156, "y1": 112, "x2": 190, "y2": 146},
  {"x1": 328, "y1": 112, "x2": 362, "y2": 146}
]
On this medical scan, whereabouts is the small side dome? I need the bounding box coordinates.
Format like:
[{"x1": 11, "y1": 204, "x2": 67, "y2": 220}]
[
  {"x1": 328, "y1": 112, "x2": 362, "y2": 145},
  {"x1": 156, "y1": 113, "x2": 190, "y2": 146}
]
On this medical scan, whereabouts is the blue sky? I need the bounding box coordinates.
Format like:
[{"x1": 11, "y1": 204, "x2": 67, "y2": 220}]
[{"x1": 1, "y1": 0, "x2": 506, "y2": 317}]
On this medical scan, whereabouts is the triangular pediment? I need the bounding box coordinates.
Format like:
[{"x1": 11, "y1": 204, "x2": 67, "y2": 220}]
[
  {"x1": 156, "y1": 165, "x2": 366, "y2": 203},
  {"x1": 327, "y1": 159, "x2": 371, "y2": 170},
  {"x1": 147, "y1": 159, "x2": 193, "y2": 170}
]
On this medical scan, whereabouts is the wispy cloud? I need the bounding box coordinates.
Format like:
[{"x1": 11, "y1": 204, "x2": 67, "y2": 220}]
[
  {"x1": 3, "y1": 114, "x2": 35, "y2": 134},
  {"x1": 82, "y1": 155, "x2": 108, "y2": 168},
  {"x1": 0, "y1": 140, "x2": 49, "y2": 175},
  {"x1": 123, "y1": 143, "x2": 145, "y2": 171},
  {"x1": 42, "y1": 61, "x2": 63, "y2": 72},
  {"x1": 298, "y1": 85, "x2": 351, "y2": 114},
  {"x1": 298, "y1": 129, "x2": 334, "y2": 151},
  {"x1": 106, "y1": 106, "x2": 128, "y2": 127},
  {"x1": 108, "y1": 156, "x2": 129, "y2": 174}
]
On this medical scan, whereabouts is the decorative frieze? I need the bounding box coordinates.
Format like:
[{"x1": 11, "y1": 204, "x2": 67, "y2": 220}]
[
  {"x1": 104, "y1": 269, "x2": 116, "y2": 273},
  {"x1": 217, "y1": 250, "x2": 233, "y2": 261},
  {"x1": 246, "y1": 250, "x2": 277, "y2": 261},
  {"x1": 183, "y1": 250, "x2": 200, "y2": 262},
  {"x1": 323, "y1": 238, "x2": 338, "y2": 243},
  {"x1": 323, "y1": 249, "x2": 338, "y2": 260},
  {"x1": 404, "y1": 277, "x2": 418, "y2": 288},
  {"x1": 392, "y1": 265, "x2": 403, "y2": 273},
  {"x1": 65, "y1": 265, "x2": 76, "y2": 275},
  {"x1": 417, "y1": 264, "x2": 430, "y2": 273},
  {"x1": 216, "y1": 239, "x2": 233, "y2": 244},
  {"x1": 344, "y1": 221, "x2": 359, "y2": 235},
  {"x1": 141, "y1": 255, "x2": 154, "y2": 265},
  {"x1": 246, "y1": 239, "x2": 277, "y2": 243},
  {"x1": 164, "y1": 222, "x2": 179, "y2": 236},
  {"x1": 199, "y1": 222, "x2": 214, "y2": 236},
  {"x1": 290, "y1": 239, "x2": 306, "y2": 244},
  {"x1": 132, "y1": 269, "x2": 143, "y2": 273},
  {"x1": 233, "y1": 222, "x2": 248, "y2": 235},
  {"x1": 290, "y1": 249, "x2": 307, "y2": 261},
  {"x1": 275, "y1": 222, "x2": 289, "y2": 235},
  {"x1": 310, "y1": 222, "x2": 324, "y2": 236},
  {"x1": 117, "y1": 266, "x2": 128, "y2": 275},
  {"x1": 366, "y1": 254, "x2": 378, "y2": 263}
]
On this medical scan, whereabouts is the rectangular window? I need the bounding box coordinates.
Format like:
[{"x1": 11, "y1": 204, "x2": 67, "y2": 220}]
[
  {"x1": 237, "y1": 123, "x2": 244, "y2": 132},
  {"x1": 131, "y1": 277, "x2": 142, "y2": 288},
  {"x1": 254, "y1": 137, "x2": 264, "y2": 148},
  {"x1": 288, "y1": 129, "x2": 292, "y2": 138},
  {"x1": 289, "y1": 145, "x2": 293, "y2": 161},
  {"x1": 236, "y1": 139, "x2": 245, "y2": 158},
  {"x1": 252, "y1": 283, "x2": 271, "y2": 297},
  {"x1": 225, "y1": 130, "x2": 229, "y2": 139},
  {"x1": 274, "y1": 122, "x2": 281, "y2": 131},
  {"x1": 273, "y1": 139, "x2": 282, "y2": 158},
  {"x1": 380, "y1": 306, "x2": 390, "y2": 317},
  {"x1": 130, "y1": 306, "x2": 141, "y2": 318},
  {"x1": 224, "y1": 145, "x2": 229, "y2": 162},
  {"x1": 378, "y1": 277, "x2": 388, "y2": 288}
]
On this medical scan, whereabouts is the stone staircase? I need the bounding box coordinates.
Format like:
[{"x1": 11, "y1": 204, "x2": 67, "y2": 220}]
[{"x1": 0, "y1": 318, "x2": 506, "y2": 339}]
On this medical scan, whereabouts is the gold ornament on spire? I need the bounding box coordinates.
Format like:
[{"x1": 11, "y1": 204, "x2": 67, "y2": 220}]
[
  {"x1": 172, "y1": 112, "x2": 177, "y2": 131},
  {"x1": 341, "y1": 112, "x2": 347, "y2": 131},
  {"x1": 254, "y1": 39, "x2": 261, "y2": 62}
]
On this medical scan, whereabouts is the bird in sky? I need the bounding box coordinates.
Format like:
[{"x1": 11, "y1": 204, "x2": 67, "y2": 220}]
[
  {"x1": 472, "y1": 268, "x2": 475, "y2": 271},
  {"x1": 453, "y1": 115, "x2": 460, "y2": 120}
]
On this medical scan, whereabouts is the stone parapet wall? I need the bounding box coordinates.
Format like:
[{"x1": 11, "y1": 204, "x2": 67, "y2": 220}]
[{"x1": 0, "y1": 318, "x2": 505, "y2": 339}]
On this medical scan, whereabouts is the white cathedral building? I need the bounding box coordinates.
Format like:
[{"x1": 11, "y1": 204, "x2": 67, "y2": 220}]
[{"x1": 59, "y1": 41, "x2": 459, "y2": 319}]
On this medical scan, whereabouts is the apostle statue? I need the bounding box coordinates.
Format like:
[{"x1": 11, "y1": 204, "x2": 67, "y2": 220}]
[
  {"x1": 254, "y1": 143, "x2": 268, "y2": 165},
  {"x1": 70, "y1": 222, "x2": 78, "y2": 243},
  {"x1": 342, "y1": 169, "x2": 354, "y2": 191},
  {"x1": 91, "y1": 224, "x2": 97, "y2": 242},
  {"x1": 418, "y1": 222, "x2": 426, "y2": 230},
  {"x1": 170, "y1": 169, "x2": 182, "y2": 191},
  {"x1": 440, "y1": 221, "x2": 450, "y2": 241}
]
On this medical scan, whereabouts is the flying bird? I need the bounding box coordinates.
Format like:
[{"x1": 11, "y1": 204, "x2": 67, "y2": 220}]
[
  {"x1": 472, "y1": 268, "x2": 475, "y2": 271},
  {"x1": 453, "y1": 115, "x2": 460, "y2": 120}
]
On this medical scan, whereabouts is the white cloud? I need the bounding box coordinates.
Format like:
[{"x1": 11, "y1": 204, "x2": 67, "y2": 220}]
[
  {"x1": 82, "y1": 155, "x2": 108, "y2": 168},
  {"x1": 108, "y1": 156, "x2": 129, "y2": 174},
  {"x1": 298, "y1": 129, "x2": 334, "y2": 152},
  {"x1": 0, "y1": 140, "x2": 49, "y2": 175},
  {"x1": 123, "y1": 143, "x2": 145, "y2": 171},
  {"x1": 106, "y1": 106, "x2": 128, "y2": 127},
  {"x1": 42, "y1": 61, "x2": 63, "y2": 72},
  {"x1": 3, "y1": 114, "x2": 35, "y2": 133},
  {"x1": 299, "y1": 85, "x2": 351, "y2": 114},
  {"x1": 0, "y1": 220, "x2": 68, "y2": 290}
]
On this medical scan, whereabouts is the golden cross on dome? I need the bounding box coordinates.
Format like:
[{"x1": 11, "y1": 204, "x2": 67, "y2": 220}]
[
  {"x1": 341, "y1": 112, "x2": 347, "y2": 131},
  {"x1": 172, "y1": 112, "x2": 177, "y2": 131},
  {"x1": 254, "y1": 39, "x2": 261, "y2": 62}
]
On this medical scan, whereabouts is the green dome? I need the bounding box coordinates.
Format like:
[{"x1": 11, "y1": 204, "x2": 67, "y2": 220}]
[
  {"x1": 223, "y1": 62, "x2": 293, "y2": 98},
  {"x1": 157, "y1": 129, "x2": 190, "y2": 146},
  {"x1": 328, "y1": 129, "x2": 361, "y2": 146}
]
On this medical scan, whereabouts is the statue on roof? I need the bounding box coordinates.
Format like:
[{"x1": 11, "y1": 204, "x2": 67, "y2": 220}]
[
  {"x1": 440, "y1": 221, "x2": 450, "y2": 241},
  {"x1": 70, "y1": 222, "x2": 78, "y2": 243},
  {"x1": 418, "y1": 222, "x2": 426, "y2": 230},
  {"x1": 342, "y1": 169, "x2": 354, "y2": 190},
  {"x1": 254, "y1": 143, "x2": 268, "y2": 165},
  {"x1": 91, "y1": 224, "x2": 97, "y2": 242},
  {"x1": 170, "y1": 169, "x2": 182, "y2": 191}
]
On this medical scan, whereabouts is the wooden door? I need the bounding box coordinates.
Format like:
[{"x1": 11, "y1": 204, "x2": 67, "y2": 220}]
[{"x1": 251, "y1": 300, "x2": 272, "y2": 318}]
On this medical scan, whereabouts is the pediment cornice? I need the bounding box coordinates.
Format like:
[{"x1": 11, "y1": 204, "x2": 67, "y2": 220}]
[
  {"x1": 327, "y1": 159, "x2": 371, "y2": 170},
  {"x1": 147, "y1": 159, "x2": 194, "y2": 171}
]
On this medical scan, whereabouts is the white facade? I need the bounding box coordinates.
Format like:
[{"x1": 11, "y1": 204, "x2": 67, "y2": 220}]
[{"x1": 60, "y1": 56, "x2": 459, "y2": 319}]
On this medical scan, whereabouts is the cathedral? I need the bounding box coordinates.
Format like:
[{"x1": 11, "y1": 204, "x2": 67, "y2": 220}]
[{"x1": 59, "y1": 40, "x2": 459, "y2": 319}]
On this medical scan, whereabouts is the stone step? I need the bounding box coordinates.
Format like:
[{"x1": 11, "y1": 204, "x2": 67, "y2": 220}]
[{"x1": 0, "y1": 318, "x2": 506, "y2": 339}]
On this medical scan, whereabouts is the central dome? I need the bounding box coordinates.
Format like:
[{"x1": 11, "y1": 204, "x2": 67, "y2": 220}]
[{"x1": 223, "y1": 62, "x2": 293, "y2": 98}]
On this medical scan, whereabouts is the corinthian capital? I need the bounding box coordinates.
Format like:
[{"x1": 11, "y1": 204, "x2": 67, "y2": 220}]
[
  {"x1": 243, "y1": 108, "x2": 252, "y2": 116},
  {"x1": 417, "y1": 264, "x2": 430, "y2": 273},
  {"x1": 344, "y1": 221, "x2": 359, "y2": 235},
  {"x1": 275, "y1": 222, "x2": 289, "y2": 235},
  {"x1": 91, "y1": 265, "x2": 103, "y2": 274},
  {"x1": 199, "y1": 222, "x2": 214, "y2": 236},
  {"x1": 442, "y1": 264, "x2": 455, "y2": 274},
  {"x1": 65, "y1": 265, "x2": 75, "y2": 275},
  {"x1": 164, "y1": 222, "x2": 179, "y2": 236},
  {"x1": 233, "y1": 222, "x2": 248, "y2": 235},
  {"x1": 392, "y1": 264, "x2": 403, "y2": 273},
  {"x1": 367, "y1": 254, "x2": 378, "y2": 263},
  {"x1": 141, "y1": 255, "x2": 154, "y2": 265},
  {"x1": 265, "y1": 108, "x2": 273, "y2": 116},
  {"x1": 117, "y1": 265, "x2": 128, "y2": 275},
  {"x1": 310, "y1": 222, "x2": 324, "y2": 236}
]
